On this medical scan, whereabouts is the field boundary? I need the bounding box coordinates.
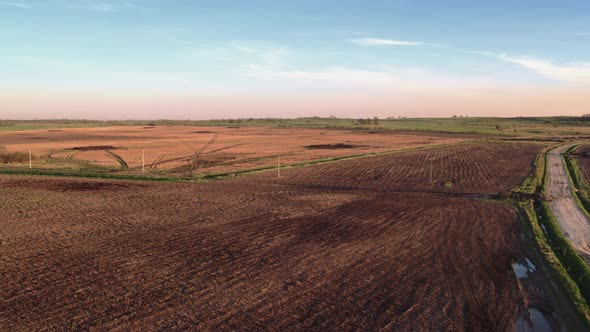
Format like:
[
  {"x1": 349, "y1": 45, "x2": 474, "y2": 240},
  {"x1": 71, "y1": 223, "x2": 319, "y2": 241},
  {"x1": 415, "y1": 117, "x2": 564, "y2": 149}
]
[
  {"x1": 518, "y1": 202, "x2": 590, "y2": 328},
  {"x1": 562, "y1": 144, "x2": 590, "y2": 219},
  {"x1": 511, "y1": 145, "x2": 555, "y2": 195},
  {"x1": 515, "y1": 145, "x2": 590, "y2": 326},
  {"x1": 534, "y1": 201, "x2": 590, "y2": 313},
  {"x1": 0, "y1": 140, "x2": 479, "y2": 182}
]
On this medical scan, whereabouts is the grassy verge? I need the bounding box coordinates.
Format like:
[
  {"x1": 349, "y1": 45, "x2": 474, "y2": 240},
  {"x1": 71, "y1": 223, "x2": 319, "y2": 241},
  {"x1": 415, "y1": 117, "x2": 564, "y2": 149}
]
[
  {"x1": 535, "y1": 201, "x2": 590, "y2": 304},
  {"x1": 0, "y1": 168, "x2": 186, "y2": 182},
  {"x1": 564, "y1": 144, "x2": 580, "y2": 155},
  {"x1": 519, "y1": 201, "x2": 590, "y2": 325},
  {"x1": 513, "y1": 145, "x2": 590, "y2": 326},
  {"x1": 512, "y1": 145, "x2": 553, "y2": 194}
]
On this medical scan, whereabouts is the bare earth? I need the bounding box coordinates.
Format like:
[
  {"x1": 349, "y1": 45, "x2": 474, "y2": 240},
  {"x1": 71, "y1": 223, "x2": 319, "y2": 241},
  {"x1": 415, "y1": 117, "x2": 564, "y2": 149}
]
[
  {"x1": 0, "y1": 142, "x2": 540, "y2": 330},
  {"x1": 0, "y1": 126, "x2": 466, "y2": 175},
  {"x1": 546, "y1": 144, "x2": 590, "y2": 262}
]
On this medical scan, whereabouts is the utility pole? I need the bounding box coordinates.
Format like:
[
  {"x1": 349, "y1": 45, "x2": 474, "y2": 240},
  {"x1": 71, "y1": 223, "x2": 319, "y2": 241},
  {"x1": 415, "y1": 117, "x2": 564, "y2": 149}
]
[
  {"x1": 142, "y1": 149, "x2": 145, "y2": 173},
  {"x1": 277, "y1": 153, "x2": 280, "y2": 178},
  {"x1": 29, "y1": 148, "x2": 32, "y2": 169}
]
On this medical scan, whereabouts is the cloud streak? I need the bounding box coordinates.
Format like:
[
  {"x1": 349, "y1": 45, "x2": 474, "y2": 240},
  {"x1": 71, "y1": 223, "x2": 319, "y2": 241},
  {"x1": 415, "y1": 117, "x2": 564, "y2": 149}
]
[
  {"x1": 351, "y1": 38, "x2": 422, "y2": 46},
  {"x1": 179, "y1": 41, "x2": 290, "y2": 67},
  {"x1": 0, "y1": 1, "x2": 32, "y2": 9},
  {"x1": 62, "y1": 1, "x2": 136, "y2": 12},
  {"x1": 250, "y1": 67, "x2": 399, "y2": 87},
  {"x1": 230, "y1": 42, "x2": 289, "y2": 65},
  {"x1": 245, "y1": 65, "x2": 511, "y2": 93},
  {"x1": 495, "y1": 54, "x2": 590, "y2": 84}
]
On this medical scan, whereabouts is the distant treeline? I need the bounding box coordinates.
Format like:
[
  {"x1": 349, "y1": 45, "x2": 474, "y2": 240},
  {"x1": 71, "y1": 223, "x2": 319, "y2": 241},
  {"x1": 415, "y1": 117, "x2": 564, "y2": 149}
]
[
  {"x1": 3, "y1": 116, "x2": 590, "y2": 126},
  {"x1": 3, "y1": 116, "x2": 590, "y2": 137}
]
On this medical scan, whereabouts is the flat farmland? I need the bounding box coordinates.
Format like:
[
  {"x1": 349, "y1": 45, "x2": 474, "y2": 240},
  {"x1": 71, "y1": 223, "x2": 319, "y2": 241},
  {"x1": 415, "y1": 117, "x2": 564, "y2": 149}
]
[
  {"x1": 0, "y1": 142, "x2": 542, "y2": 330},
  {"x1": 282, "y1": 142, "x2": 542, "y2": 194},
  {"x1": 0, "y1": 126, "x2": 466, "y2": 176}
]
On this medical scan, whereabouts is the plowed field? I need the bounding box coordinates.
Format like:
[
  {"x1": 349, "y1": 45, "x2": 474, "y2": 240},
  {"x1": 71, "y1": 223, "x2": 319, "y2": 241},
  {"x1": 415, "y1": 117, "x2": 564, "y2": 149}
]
[
  {"x1": 281, "y1": 142, "x2": 541, "y2": 194},
  {"x1": 0, "y1": 142, "x2": 540, "y2": 330},
  {"x1": 0, "y1": 126, "x2": 465, "y2": 176}
]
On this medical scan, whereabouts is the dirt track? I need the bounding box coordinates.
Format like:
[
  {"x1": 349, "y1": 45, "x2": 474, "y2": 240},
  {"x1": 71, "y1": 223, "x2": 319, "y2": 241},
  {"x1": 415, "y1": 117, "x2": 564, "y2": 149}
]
[
  {"x1": 0, "y1": 142, "x2": 539, "y2": 330},
  {"x1": 546, "y1": 145, "x2": 590, "y2": 262}
]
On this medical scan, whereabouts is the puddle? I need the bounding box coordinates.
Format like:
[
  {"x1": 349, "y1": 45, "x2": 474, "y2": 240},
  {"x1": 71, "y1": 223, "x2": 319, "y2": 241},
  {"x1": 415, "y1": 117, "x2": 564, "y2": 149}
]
[
  {"x1": 512, "y1": 257, "x2": 537, "y2": 279},
  {"x1": 512, "y1": 262, "x2": 529, "y2": 278},
  {"x1": 515, "y1": 308, "x2": 552, "y2": 332}
]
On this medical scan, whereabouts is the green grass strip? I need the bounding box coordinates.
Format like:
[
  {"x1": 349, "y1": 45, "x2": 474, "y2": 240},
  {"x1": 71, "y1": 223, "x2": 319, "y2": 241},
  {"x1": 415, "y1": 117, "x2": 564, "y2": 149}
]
[
  {"x1": 0, "y1": 168, "x2": 186, "y2": 182},
  {"x1": 512, "y1": 145, "x2": 553, "y2": 194},
  {"x1": 536, "y1": 201, "x2": 590, "y2": 302},
  {"x1": 562, "y1": 146, "x2": 590, "y2": 219},
  {"x1": 519, "y1": 202, "x2": 590, "y2": 325},
  {"x1": 512, "y1": 145, "x2": 590, "y2": 325}
]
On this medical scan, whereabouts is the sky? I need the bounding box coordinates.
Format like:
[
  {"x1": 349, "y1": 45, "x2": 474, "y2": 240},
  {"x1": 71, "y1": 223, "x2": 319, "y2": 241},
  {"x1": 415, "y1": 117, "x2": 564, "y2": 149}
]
[{"x1": 1, "y1": 0, "x2": 590, "y2": 119}]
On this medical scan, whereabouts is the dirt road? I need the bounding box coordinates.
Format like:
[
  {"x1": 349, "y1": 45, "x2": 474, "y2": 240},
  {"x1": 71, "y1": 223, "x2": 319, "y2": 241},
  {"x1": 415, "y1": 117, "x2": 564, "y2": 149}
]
[{"x1": 546, "y1": 144, "x2": 590, "y2": 262}]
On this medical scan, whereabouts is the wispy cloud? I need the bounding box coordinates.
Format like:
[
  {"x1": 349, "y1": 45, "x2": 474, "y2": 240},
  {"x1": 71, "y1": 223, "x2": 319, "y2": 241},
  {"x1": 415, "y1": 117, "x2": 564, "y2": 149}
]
[
  {"x1": 230, "y1": 42, "x2": 289, "y2": 65},
  {"x1": 62, "y1": 1, "x2": 136, "y2": 12},
  {"x1": 351, "y1": 38, "x2": 422, "y2": 46},
  {"x1": 179, "y1": 41, "x2": 290, "y2": 67},
  {"x1": 246, "y1": 65, "x2": 472, "y2": 90},
  {"x1": 249, "y1": 67, "x2": 399, "y2": 87},
  {"x1": 0, "y1": 1, "x2": 32, "y2": 9},
  {"x1": 245, "y1": 65, "x2": 506, "y2": 91},
  {"x1": 494, "y1": 54, "x2": 590, "y2": 84}
]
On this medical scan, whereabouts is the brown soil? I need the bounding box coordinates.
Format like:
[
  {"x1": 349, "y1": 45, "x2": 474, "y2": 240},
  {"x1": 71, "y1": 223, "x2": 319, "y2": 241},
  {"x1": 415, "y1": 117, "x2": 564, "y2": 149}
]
[
  {"x1": 573, "y1": 145, "x2": 590, "y2": 183},
  {"x1": 283, "y1": 142, "x2": 541, "y2": 194},
  {"x1": 0, "y1": 142, "x2": 540, "y2": 330},
  {"x1": 0, "y1": 126, "x2": 466, "y2": 174}
]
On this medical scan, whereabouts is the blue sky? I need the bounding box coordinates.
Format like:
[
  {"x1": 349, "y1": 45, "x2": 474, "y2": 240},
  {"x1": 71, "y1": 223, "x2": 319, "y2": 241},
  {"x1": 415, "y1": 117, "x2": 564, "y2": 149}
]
[{"x1": 1, "y1": 0, "x2": 590, "y2": 119}]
